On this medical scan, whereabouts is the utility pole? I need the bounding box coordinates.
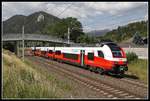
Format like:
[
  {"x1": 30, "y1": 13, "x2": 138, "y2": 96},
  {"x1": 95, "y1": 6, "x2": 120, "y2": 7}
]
[
  {"x1": 22, "y1": 25, "x2": 24, "y2": 61},
  {"x1": 68, "y1": 27, "x2": 70, "y2": 44}
]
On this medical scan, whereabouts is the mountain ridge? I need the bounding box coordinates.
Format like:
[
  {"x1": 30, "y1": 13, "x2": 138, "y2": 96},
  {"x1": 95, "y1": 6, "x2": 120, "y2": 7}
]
[{"x1": 3, "y1": 11, "x2": 61, "y2": 34}]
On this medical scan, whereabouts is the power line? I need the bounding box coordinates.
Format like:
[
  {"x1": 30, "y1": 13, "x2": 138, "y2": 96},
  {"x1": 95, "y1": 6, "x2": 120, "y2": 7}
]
[
  {"x1": 40, "y1": 3, "x2": 146, "y2": 32},
  {"x1": 82, "y1": 14, "x2": 146, "y2": 32},
  {"x1": 56, "y1": 3, "x2": 74, "y2": 18},
  {"x1": 91, "y1": 14, "x2": 146, "y2": 29},
  {"x1": 42, "y1": 3, "x2": 74, "y2": 29},
  {"x1": 41, "y1": 3, "x2": 147, "y2": 34},
  {"x1": 83, "y1": 17, "x2": 146, "y2": 31},
  {"x1": 44, "y1": 3, "x2": 74, "y2": 43},
  {"x1": 56, "y1": 2, "x2": 146, "y2": 32},
  {"x1": 83, "y1": 5, "x2": 147, "y2": 27}
]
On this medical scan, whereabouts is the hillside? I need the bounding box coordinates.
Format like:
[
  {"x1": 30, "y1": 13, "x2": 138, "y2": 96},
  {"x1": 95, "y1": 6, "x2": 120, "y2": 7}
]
[
  {"x1": 3, "y1": 11, "x2": 61, "y2": 34},
  {"x1": 2, "y1": 49, "x2": 76, "y2": 98},
  {"x1": 102, "y1": 20, "x2": 148, "y2": 42},
  {"x1": 3, "y1": 15, "x2": 26, "y2": 33},
  {"x1": 2, "y1": 49, "x2": 58, "y2": 98}
]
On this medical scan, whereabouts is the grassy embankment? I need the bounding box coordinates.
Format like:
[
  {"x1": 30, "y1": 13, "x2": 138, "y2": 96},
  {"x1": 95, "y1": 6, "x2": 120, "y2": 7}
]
[
  {"x1": 127, "y1": 59, "x2": 148, "y2": 84},
  {"x1": 2, "y1": 49, "x2": 73, "y2": 98},
  {"x1": 2, "y1": 49, "x2": 148, "y2": 98}
]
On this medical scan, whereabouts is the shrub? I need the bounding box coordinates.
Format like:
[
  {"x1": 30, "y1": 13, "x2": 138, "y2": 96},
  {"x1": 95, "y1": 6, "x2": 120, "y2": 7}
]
[{"x1": 126, "y1": 52, "x2": 138, "y2": 63}]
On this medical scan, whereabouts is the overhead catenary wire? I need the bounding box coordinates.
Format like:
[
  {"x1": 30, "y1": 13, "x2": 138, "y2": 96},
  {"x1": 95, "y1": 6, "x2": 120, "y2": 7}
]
[
  {"x1": 53, "y1": 2, "x2": 147, "y2": 32},
  {"x1": 89, "y1": 17, "x2": 146, "y2": 31},
  {"x1": 83, "y1": 13, "x2": 146, "y2": 28},
  {"x1": 82, "y1": 5, "x2": 147, "y2": 27},
  {"x1": 45, "y1": 3, "x2": 74, "y2": 43},
  {"x1": 56, "y1": 3, "x2": 74, "y2": 18},
  {"x1": 39, "y1": 2, "x2": 147, "y2": 32}
]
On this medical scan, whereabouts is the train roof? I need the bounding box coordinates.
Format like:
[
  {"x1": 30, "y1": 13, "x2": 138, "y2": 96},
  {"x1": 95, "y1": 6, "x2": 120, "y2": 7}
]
[
  {"x1": 32, "y1": 43, "x2": 120, "y2": 51},
  {"x1": 32, "y1": 46, "x2": 106, "y2": 51}
]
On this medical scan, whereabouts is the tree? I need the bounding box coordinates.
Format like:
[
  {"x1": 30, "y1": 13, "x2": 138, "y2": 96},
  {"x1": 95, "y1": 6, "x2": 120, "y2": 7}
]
[
  {"x1": 77, "y1": 34, "x2": 86, "y2": 43},
  {"x1": 132, "y1": 32, "x2": 144, "y2": 45},
  {"x1": 45, "y1": 17, "x2": 84, "y2": 42},
  {"x1": 116, "y1": 26, "x2": 122, "y2": 42},
  {"x1": 103, "y1": 20, "x2": 147, "y2": 42}
]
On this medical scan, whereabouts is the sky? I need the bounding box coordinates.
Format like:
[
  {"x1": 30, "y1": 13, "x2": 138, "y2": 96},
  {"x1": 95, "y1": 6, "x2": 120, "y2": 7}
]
[{"x1": 2, "y1": 2, "x2": 148, "y2": 32}]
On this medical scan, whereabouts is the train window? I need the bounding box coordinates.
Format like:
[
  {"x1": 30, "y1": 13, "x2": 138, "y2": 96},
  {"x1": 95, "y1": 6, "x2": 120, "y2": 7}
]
[
  {"x1": 109, "y1": 46, "x2": 121, "y2": 51},
  {"x1": 108, "y1": 45, "x2": 123, "y2": 58},
  {"x1": 98, "y1": 51, "x2": 104, "y2": 58},
  {"x1": 112, "y1": 51, "x2": 122, "y2": 57},
  {"x1": 88, "y1": 53, "x2": 94, "y2": 60},
  {"x1": 55, "y1": 50, "x2": 61, "y2": 55},
  {"x1": 63, "y1": 53, "x2": 78, "y2": 60},
  {"x1": 49, "y1": 50, "x2": 53, "y2": 54}
]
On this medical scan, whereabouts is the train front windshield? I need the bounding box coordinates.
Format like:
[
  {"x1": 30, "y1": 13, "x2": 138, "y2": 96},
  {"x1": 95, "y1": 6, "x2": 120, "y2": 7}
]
[{"x1": 106, "y1": 43, "x2": 123, "y2": 58}]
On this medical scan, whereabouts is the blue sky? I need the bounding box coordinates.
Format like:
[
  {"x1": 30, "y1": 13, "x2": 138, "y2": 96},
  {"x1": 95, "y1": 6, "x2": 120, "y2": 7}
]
[{"x1": 2, "y1": 2, "x2": 148, "y2": 32}]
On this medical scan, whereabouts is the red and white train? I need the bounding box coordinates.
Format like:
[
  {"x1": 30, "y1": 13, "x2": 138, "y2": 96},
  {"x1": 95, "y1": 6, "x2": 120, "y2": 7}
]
[{"x1": 31, "y1": 42, "x2": 128, "y2": 75}]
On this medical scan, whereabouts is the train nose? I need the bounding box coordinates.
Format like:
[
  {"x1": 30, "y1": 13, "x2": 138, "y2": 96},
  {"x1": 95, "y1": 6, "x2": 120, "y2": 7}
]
[
  {"x1": 124, "y1": 66, "x2": 128, "y2": 71},
  {"x1": 114, "y1": 61, "x2": 128, "y2": 65},
  {"x1": 119, "y1": 66, "x2": 128, "y2": 71},
  {"x1": 112, "y1": 65, "x2": 128, "y2": 72}
]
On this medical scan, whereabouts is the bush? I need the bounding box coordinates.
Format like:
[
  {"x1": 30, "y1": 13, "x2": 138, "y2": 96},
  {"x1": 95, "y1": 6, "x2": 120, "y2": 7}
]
[{"x1": 126, "y1": 52, "x2": 138, "y2": 63}]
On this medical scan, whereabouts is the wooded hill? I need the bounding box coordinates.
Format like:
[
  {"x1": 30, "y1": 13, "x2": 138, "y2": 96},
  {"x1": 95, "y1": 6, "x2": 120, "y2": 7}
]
[
  {"x1": 3, "y1": 11, "x2": 84, "y2": 43},
  {"x1": 3, "y1": 11, "x2": 148, "y2": 43},
  {"x1": 101, "y1": 20, "x2": 148, "y2": 42},
  {"x1": 3, "y1": 11, "x2": 61, "y2": 34}
]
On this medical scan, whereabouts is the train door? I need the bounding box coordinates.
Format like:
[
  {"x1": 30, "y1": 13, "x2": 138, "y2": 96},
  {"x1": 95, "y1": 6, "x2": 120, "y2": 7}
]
[{"x1": 80, "y1": 50, "x2": 85, "y2": 66}]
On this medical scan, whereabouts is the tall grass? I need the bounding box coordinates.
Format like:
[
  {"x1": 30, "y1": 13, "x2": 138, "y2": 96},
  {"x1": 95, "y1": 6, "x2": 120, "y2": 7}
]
[
  {"x1": 125, "y1": 52, "x2": 148, "y2": 83},
  {"x1": 126, "y1": 52, "x2": 138, "y2": 63},
  {"x1": 127, "y1": 59, "x2": 148, "y2": 84},
  {"x1": 2, "y1": 49, "x2": 72, "y2": 98}
]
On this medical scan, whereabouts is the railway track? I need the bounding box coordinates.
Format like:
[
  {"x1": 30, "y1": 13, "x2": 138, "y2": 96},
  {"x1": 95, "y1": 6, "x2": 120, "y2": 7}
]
[
  {"x1": 49, "y1": 58, "x2": 148, "y2": 89},
  {"x1": 50, "y1": 58, "x2": 148, "y2": 94},
  {"x1": 109, "y1": 75, "x2": 148, "y2": 88},
  {"x1": 28, "y1": 56, "x2": 113, "y2": 98},
  {"x1": 27, "y1": 56, "x2": 148, "y2": 99},
  {"x1": 120, "y1": 78, "x2": 148, "y2": 88},
  {"x1": 36, "y1": 56, "x2": 148, "y2": 97}
]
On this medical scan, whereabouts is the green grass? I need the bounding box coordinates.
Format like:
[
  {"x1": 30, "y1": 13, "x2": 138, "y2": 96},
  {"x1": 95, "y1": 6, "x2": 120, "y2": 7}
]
[
  {"x1": 2, "y1": 49, "x2": 148, "y2": 98},
  {"x1": 24, "y1": 57, "x2": 73, "y2": 92},
  {"x1": 127, "y1": 59, "x2": 148, "y2": 84},
  {"x1": 2, "y1": 49, "x2": 72, "y2": 98}
]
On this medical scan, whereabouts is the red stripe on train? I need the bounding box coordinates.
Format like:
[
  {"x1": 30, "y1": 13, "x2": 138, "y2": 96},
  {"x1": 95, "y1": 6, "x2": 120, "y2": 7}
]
[{"x1": 37, "y1": 51, "x2": 127, "y2": 71}]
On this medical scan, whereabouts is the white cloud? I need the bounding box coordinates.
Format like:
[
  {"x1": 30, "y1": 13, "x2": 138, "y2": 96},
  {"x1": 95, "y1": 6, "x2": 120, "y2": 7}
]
[
  {"x1": 2, "y1": 2, "x2": 147, "y2": 21},
  {"x1": 83, "y1": 2, "x2": 147, "y2": 15},
  {"x1": 82, "y1": 26, "x2": 94, "y2": 32},
  {"x1": 2, "y1": 2, "x2": 148, "y2": 32}
]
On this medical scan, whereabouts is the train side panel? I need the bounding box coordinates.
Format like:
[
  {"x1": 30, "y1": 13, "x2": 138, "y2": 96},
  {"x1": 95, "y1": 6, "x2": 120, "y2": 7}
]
[{"x1": 31, "y1": 45, "x2": 128, "y2": 75}]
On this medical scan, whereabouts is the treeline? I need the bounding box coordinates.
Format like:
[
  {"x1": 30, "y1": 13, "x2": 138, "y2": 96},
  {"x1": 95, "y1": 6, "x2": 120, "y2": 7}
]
[
  {"x1": 43, "y1": 17, "x2": 84, "y2": 43},
  {"x1": 44, "y1": 19, "x2": 148, "y2": 44},
  {"x1": 3, "y1": 11, "x2": 147, "y2": 44},
  {"x1": 100, "y1": 20, "x2": 148, "y2": 42},
  {"x1": 43, "y1": 17, "x2": 101, "y2": 43}
]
